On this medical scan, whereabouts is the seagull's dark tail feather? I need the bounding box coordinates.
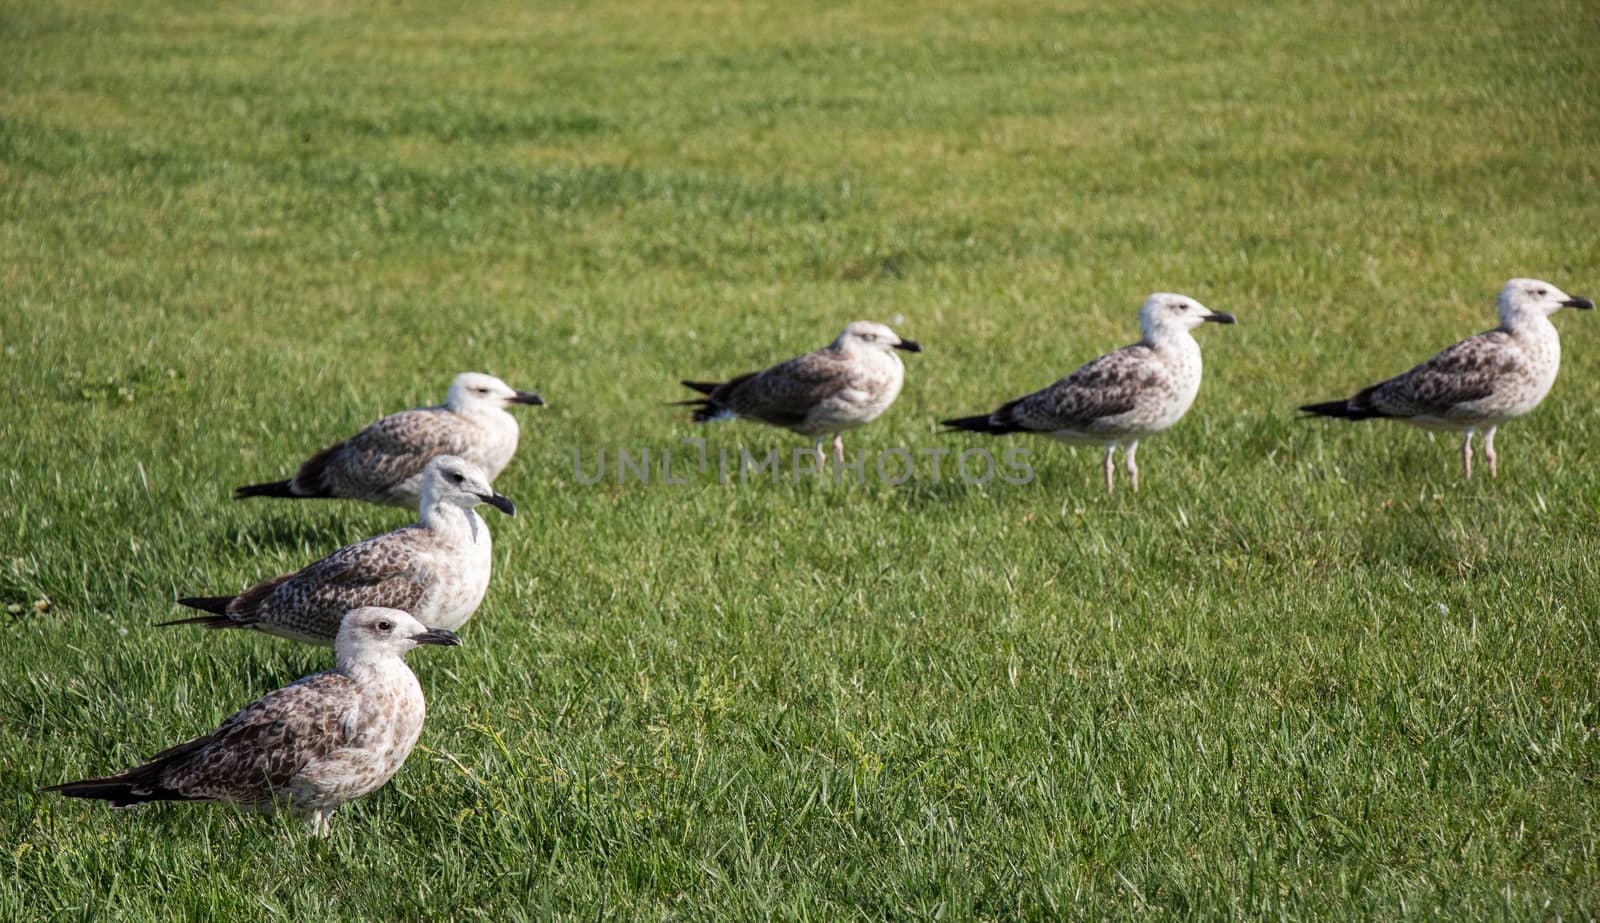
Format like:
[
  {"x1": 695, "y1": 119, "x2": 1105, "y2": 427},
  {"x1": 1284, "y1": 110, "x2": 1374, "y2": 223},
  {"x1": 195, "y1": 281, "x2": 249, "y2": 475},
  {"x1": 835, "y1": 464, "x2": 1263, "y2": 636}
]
[
  {"x1": 166, "y1": 575, "x2": 285, "y2": 629},
  {"x1": 41, "y1": 772, "x2": 192, "y2": 807},
  {"x1": 673, "y1": 381, "x2": 736, "y2": 422},
  {"x1": 686, "y1": 402, "x2": 734, "y2": 423},
  {"x1": 1299, "y1": 397, "x2": 1387, "y2": 421},
  {"x1": 942, "y1": 413, "x2": 1005, "y2": 434},
  {"x1": 942, "y1": 405, "x2": 1028, "y2": 435},
  {"x1": 233, "y1": 479, "x2": 301, "y2": 500},
  {"x1": 160, "y1": 596, "x2": 241, "y2": 629},
  {"x1": 943, "y1": 396, "x2": 1034, "y2": 435},
  {"x1": 174, "y1": 595, "x2": 234, "y2": 615},
  {"x1": 161, "y1": 594, "x2": 241, "y2": 629},
  {"x1": 236, "y1": 441, "x2": 343, "y2": 500}
]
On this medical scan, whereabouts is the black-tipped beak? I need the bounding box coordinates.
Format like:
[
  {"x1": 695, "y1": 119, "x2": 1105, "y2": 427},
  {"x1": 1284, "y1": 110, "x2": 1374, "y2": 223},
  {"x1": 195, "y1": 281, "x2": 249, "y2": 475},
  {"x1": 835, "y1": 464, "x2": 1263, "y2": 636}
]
[
  {"x1": 1203, "y1": 311, "x2": 1237, "y2": 325},
  {"x1": 510, "y1": 391, "x2": 545, "y2": 406},
  {"x1": 411, "y1": 628, "x2": 462, "y2": 647},
  {"x1": 894, "y1": 339, "x2": 922, "y2": 353},
  {"x1": 477, "y1": 492, "x2": 516, "y2": 516},
  {"x1": 1562, "y1": 296, "x2": 1594, "y2": 310}
]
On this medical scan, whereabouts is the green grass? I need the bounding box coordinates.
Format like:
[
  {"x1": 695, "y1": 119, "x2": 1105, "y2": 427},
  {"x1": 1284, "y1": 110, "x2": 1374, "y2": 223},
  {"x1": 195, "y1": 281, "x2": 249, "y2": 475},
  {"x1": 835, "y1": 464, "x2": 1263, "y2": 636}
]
[{"x1": 3, "y1": 0, "x2": 1599, "y2": 917}]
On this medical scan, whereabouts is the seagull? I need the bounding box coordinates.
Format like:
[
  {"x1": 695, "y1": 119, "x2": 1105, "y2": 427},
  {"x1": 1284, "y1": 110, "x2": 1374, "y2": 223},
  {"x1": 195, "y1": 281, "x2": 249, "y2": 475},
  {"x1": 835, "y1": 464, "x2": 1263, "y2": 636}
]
[
  {"x1": 1300, "y1": 278, "x2": 1592, "y2": 479},
  {"x1": 235, "y1": 372, "x2": 543, "y2": 508},
  {"x1": 942, "y1": 293, "x2": 1235, "y2": 493},
  {"x1": 169, "y1": 456, "x2": 513, "y2": 644},
  {"x1": 44, "y1": 607, "x2": 459, "y2": 837},
  {"x1": 677, "y1": 320, "x2": 920, "y2": 464}
]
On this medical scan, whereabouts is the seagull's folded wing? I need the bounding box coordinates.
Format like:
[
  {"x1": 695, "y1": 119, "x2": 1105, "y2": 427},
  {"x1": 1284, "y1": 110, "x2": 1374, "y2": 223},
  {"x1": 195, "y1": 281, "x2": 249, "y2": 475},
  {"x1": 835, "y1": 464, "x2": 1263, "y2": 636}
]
[
  {"x1": 1006, "y1": 345, "x2": 1151, "y2": 432},
  {"x1": 152, "y1": 673, "x2": 360, "y2": 802},
  {"x1": 1366, "y1": 331, "x2": 1518, "y2": 418},
  {"x1": 299, "y1": 531, "x2": 431, "y2": 600},
  {"x1": 248, "y1": 530, "x2": 433, "y2": 640},
  {"x1": 719, "y1": 351, "x2": 855, "y2": 427},
  {"x1": 308, "y1": 409, "x2": 475, "y2": 498}
]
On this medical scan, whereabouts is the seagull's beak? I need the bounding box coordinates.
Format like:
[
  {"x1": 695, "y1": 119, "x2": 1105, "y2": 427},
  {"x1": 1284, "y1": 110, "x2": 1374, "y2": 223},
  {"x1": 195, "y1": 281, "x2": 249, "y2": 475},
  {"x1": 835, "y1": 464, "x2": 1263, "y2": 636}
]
[
  {"x1": 1203, "y1": 311, "x2": 1237, "y2": 324},
  {"x1": 411, "y1": 628, "x2": 462, "y2": 647},
  {"x1": 893, "y1": 339, "x2": 922, "y2": 353},
  {"x1": 477, "y1": 492, "x2": 517, "y2": 516},
  {"x1": 509, "y1": 391, "x2": 545, "y2": 406},
  {"x1": 1562, "y1": 296, "x2": 1594, "y2": 310}
]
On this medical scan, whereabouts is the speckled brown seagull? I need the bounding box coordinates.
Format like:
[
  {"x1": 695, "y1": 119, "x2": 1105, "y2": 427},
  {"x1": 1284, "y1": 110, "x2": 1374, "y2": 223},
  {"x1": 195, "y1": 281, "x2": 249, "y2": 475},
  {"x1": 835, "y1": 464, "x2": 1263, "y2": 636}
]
[
  {"x1": 236, "y1": 372, "x2": 543, "y2": 508},
  {"x1": 44, "y1": 608, "x2": 459, "y2": 837},
  {"x1": 943, "y1": 293, "x2": 1235, "y2": 493},
  {"x1": 677, "y1": 320, "x2": 920, "y2": 464},
  {"x1": 1301, "y1": 278, "x2": 1591, "y2": 479},
  {"x1": 169, "y1": 456, "x2": 513, "y2": 644}
]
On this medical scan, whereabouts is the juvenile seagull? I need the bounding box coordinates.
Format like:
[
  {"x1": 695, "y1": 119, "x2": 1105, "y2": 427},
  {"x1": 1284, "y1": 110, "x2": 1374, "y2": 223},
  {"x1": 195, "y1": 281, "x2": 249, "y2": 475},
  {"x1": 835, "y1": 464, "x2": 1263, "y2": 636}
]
[
  {"x1": 170, "y1": 456, "x2": 513, "y2": 644},
  {"x1": 236, "y1": 372, "x2": 543, "y2": 508},
  {"x1": 942, "y1": 293, "x2": 1235, "y2": 493},
  {"x1": 44, "y1": 608, "x2": 459, "y2": 837},
  {"x1": 1300, "y1": 278, "x2": 1592, "y2": 479},
  {"x1": 678, "y1": 321, "x2": 921, "y2": 464}
]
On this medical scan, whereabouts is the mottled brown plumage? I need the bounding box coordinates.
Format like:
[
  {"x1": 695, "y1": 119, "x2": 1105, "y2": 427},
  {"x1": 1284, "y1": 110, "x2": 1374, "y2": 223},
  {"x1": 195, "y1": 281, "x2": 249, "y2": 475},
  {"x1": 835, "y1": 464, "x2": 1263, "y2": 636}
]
[
  {"x1": 1301, "y1": 278, "x2": 1592, "y2": 479},
  {"x1": 236, "y1": 372, "x2": 542, "y2": 508},
  {"x1": 943, "y1": 293, "x2": 1235, "y2": 493},
  {"x1": 990, "y1": 344, "x2": 1161, "y2": 434},
  {"x1": 679, "y1": 320, "x2": 920, "y2": 463},
  {"x1": 174, "y1": 457, "x2": 514, "y2": 644},
  {"x1": 44, "y1": 608, "x2": 461, "y2": 836},
  {"x1": 1324, "y1": 330, "x2": 1528, "y2": 421}
]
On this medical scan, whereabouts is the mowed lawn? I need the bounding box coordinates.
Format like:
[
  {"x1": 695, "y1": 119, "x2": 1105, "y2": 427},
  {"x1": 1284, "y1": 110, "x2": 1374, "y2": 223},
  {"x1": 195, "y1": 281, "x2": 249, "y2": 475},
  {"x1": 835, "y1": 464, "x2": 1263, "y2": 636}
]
[{"x1": 3, "y1": 0, "x2": 1599, "y2": 917}]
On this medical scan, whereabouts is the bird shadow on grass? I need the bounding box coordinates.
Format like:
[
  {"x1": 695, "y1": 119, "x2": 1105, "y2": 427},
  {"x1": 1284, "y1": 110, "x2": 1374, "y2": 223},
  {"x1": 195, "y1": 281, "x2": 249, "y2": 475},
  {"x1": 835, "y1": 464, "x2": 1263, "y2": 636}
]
[{"x1": 1354, "y1": 500, "x2": 1508, "y2": 579}]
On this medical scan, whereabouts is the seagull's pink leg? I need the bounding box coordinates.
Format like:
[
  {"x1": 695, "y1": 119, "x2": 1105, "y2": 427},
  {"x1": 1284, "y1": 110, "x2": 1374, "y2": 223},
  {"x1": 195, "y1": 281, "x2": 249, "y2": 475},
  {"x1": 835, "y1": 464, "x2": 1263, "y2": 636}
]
[
  {"x1": 1461, "y1": 431, "x2": 1473, "y2": 481},
  {"x1": 1125, "y1": 440, "x2": 1140, "y2": 492},
  {"x1": 1483, "y1": 426, "x2": 1498, "y2": 478},
  {"x1": 832, "y1": 433, "x2": 845, "y2": 466},
  {"x1": 1103, "y1": 444, "x2": 1116, "y2": 495}
]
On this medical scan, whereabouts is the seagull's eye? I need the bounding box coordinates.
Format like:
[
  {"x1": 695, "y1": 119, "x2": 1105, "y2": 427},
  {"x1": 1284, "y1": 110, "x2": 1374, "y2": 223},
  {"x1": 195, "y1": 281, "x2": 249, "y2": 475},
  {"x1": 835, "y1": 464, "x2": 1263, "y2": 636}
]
[
  {"x1": 1536, "y1": 288, "x2": 1549, "y2": 297},
  {"x1": 377, "y1": 620, "x2": 394, "y2": 632},
  {"x1": 448, "y1": 472, "x2": 465, "y2": 484}
]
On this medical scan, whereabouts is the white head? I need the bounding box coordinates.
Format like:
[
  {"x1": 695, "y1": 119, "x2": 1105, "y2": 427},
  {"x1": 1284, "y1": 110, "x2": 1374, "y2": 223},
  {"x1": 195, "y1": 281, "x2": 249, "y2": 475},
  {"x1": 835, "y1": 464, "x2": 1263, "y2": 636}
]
[
  {"x1": 1138, "y1": 293, "x2": 1236, "y2": 341},
  {"x1": 831, "y1": 320, "x2": 922, "y2": 356},
  {"x1": 1497, "y1": 278, "x2": 1593, "y2": 326},
  {"x1": 445, "y1": 372, "x2": 544, "y2": 414},
  {"x1": 334, "y1": 606, "x2": 461, "y2": 668},
  {"x1": 418, "y1": 455, "x2": 516, "y2": 518}
]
